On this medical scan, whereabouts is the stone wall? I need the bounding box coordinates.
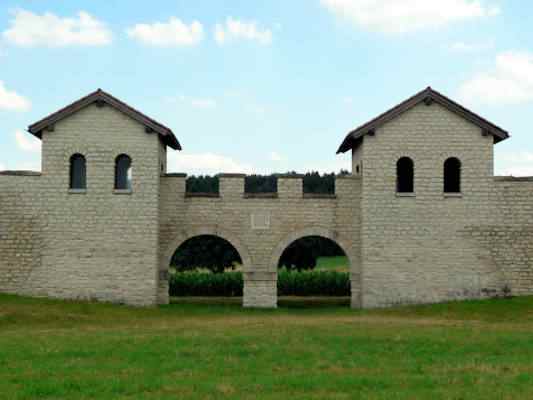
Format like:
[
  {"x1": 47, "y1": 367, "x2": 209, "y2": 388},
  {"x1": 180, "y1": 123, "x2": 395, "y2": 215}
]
[
  {"x1": 0, "y1": 172, "x2": 42, "y2": 295},
  {"x1": 159, "y1": 174, "x2": 361, "y2": 307},
  {"x1": 462, "y1": 177, "x2": 533, "y2": 297}
]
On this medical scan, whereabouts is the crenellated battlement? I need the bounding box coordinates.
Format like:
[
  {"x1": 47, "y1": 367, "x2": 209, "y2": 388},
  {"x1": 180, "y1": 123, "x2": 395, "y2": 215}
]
[
  {"x1": 0, "y1": 171, "x2": 42, "y2": 177},
  {"x1": 160, "y1": 172, "x2": 360, "y2": 199}
]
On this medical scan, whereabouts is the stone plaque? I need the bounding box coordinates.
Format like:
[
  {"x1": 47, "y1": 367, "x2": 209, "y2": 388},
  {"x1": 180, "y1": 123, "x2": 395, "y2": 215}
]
[{"x1": 251, "y1": 212, "x2": 270, "y2": 230}]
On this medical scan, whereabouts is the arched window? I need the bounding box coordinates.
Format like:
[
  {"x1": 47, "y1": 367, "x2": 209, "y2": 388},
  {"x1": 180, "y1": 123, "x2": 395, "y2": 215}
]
[
  {"x1": 69, "y1": 154, "x2": 86, "y2": 189},
  {"x1": 444, "y1": 157, "x2": 461, "y2": 193},
  {"x1": 396, "y1": 157, "x2": 414, "y2": 193},
  {"x1": 115, "y1": 154, "x2": 132, "y2": 190}
]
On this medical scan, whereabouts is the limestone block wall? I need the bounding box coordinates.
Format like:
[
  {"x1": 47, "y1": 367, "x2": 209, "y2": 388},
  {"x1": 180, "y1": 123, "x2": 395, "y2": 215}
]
[
  {"x1": 359, "y1": 101, "x2": 503, "y2": 308},
  {"x1": 158, "y1": 174, "x2": 362, "y2": 307},
  {"x1": 26, "y1": 104, "x2": 161, "y2": 306},
  {"x1": 0, "y1": 172, "x2": 42, "y2": 294},
  {"x1": 461, "y1": 177, "x2": 533, "y2": 296}
]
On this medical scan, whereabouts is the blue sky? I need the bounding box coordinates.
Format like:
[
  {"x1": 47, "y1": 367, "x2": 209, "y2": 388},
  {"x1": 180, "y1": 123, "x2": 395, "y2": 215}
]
[{"x1": 1, "y1": 0, "x2": 532, "y2": 175}]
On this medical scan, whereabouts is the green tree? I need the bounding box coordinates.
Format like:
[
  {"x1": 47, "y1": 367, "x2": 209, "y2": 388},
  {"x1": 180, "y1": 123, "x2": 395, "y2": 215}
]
[
  {"x1": 186, "y1": 170, "x2": 352, "y2": 195},
  {"x1": 171, "y1": 235, "x2": 242, "y2": 273},
  {"x1": 278, "y1": 236, "x2": 345, "y2": 271}
]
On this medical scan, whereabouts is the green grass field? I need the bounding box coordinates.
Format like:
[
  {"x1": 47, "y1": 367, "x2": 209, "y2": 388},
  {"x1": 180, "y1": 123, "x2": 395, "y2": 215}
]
[
  {"x1": 2, "y1": 294, "x2": 533, "y2": 399},
  {"x1": 315, "y1": 256, "x2": 349, "y2": 271}
]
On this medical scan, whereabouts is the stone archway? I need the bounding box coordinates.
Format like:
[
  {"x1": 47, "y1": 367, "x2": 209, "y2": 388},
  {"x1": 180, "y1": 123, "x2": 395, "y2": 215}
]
[
  {"x1": 270, "y1": 227, "x2": 360, "y2": 308},
  {"x1": 158, "y1": 227, "x2": 252, "y2": 304},
  {"x1": 271, "y1": 227, "x2": 353, "y2": 271}
]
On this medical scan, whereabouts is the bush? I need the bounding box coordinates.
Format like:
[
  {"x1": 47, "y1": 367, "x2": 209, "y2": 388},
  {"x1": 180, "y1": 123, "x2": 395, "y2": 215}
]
[
  {"x1": 169, "y1": 272, "x2": 243, "y2": 297},
  {"x1": 169, "y1": 270, "x2": 350, "y2": 297},
  {"x1": 277, "y1": 269, "x2": 350, "y2": 296}
]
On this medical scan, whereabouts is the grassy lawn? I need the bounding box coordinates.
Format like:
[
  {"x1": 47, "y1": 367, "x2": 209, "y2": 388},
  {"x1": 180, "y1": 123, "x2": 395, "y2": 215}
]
[
  {"x1": 2, "y1": 294, "x2": 533, "y2": 399},
  {"x1": 315, "y1": 255, "x2": 349, "y2": 271}
]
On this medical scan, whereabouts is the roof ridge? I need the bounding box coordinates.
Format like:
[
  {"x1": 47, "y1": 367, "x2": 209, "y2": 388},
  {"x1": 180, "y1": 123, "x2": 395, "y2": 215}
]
[
  {"x1": 27, "y1": 89, "x2": 181, "y2": 150},
  {"x1": 336, "y1": 87, "x2": 509, "y2": 153}
]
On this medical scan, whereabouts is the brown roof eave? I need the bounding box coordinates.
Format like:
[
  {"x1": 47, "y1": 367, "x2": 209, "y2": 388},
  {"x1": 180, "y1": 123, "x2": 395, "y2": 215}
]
[
  {"x1": 336, "y1": 87, "x2": 509, "y2": 154},
  {"x1": 163, "y1": 134, "x2": 182, "y2": 150},
  {"x1": 337, "y1": 135, "x2": 361, "y2": 154},
  {"x1": 28, "y1": 89, "x2": 182, "y2": 151}
]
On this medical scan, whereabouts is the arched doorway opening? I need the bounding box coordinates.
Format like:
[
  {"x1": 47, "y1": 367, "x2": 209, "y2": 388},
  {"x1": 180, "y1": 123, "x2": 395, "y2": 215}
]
[
  {"x1": 169, "y1": 235, "x2": 244, "y2": 302},
  {"x1": 276, "y1": 235, "x2": 351, "y2": 307}
]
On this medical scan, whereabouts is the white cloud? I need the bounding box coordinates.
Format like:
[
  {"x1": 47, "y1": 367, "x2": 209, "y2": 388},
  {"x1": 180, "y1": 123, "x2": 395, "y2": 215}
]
[
  {"x1": 459, "y1": 51, "x2": 533, "y2": 106},
  {"x1": 495, "y1": 151, "x2": 533, "y2": 176},
  {"x1": 0, "y1": 162, "x2": 6, "y2": 171},
  {"x1": 168, "y1": 151, "x2": 253, "y2": 174},
  {"x1": 449, "y1": 40, "x2": 493, "y2": 53},
  {"x1": 269, "y1": 152, "x2": 284, "y2": 162},
  {"x1": 15, "y1": 129, "x2": 41, "y2": 153},
  {"x1": 214, "y1": 18, "x2": 272, "y2": 45},
  {"x1": 320, "y1": 0, "x2": 499, "y2": 34},
  {"x1": 2, "y1": 9, "x2": 111, "y2": 47},
  {"x1": 127, "y1": 17, "x2": 203, "y2": 47},
  {"x1": 0, "y1": 82, "x2": 31, "y2": 112}
]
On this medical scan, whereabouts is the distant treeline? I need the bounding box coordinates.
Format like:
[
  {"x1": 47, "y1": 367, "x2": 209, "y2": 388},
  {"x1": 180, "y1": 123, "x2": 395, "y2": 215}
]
[{"x1": 186, "y1": 170, "x2": 350, "y2": 194}]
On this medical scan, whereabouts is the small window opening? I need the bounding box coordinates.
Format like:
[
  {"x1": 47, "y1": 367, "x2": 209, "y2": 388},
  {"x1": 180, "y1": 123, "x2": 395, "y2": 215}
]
[
  {"x1": 115, "y1": 154, "x2": 132, "y2": 190},
  {"x1": 69, "y1": 154, "x2": 86, "y2": 189},
  {"x1": 444, "y1": 157, "x2": 461, "y2": 193},
  {"x1": 396, "y1": 157, "x2": 414, "y2": 193}
]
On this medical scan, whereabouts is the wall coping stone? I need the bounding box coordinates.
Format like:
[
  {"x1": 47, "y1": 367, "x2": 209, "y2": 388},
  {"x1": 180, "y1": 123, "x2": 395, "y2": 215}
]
[
  {"x1": 0, "y1": 170, "x2": 41, "y2": 176},
  {"x1": 494, "y1": 176, "x2": 533, "y2": 182}
]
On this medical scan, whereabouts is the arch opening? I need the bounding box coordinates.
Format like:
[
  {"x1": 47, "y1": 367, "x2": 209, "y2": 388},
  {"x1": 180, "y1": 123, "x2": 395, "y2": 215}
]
[
  {"x1": 115, "y1": 154, "x2": 132, "y2": 190},
  {"x1": 69, "y1": 153, "x2": 86, "y2": 189},
  {"x1": 168, "y1": 235, "x2": 244, "y2": 300},
  {"x1": 396, "y1": 157, "x2": 414, "y2": 193},
  {"x1": 444, "y1": 157, "x2": 461, "y2": 193},
  {"x1": 276, "y1": 235, "x2": 351, "y2": 307}
]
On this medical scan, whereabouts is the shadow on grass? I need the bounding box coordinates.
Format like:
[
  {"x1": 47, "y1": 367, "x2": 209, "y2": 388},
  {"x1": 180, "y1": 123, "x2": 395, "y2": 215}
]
[
  {"x1": 3, "y1": 293, "x2": 533, "y2": 326},
  {"x1": 170, "y1": 296, "x2": 351, "y2": 309}
]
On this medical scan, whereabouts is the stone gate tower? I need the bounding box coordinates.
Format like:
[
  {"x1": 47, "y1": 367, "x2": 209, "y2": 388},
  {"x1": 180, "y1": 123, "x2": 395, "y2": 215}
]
[
  {"x1": 336, "y1": 87, "x2": 513, "y2": 307},
  {"x1": 1, "y1": 90, "x2": 181, "y2": 305}
]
